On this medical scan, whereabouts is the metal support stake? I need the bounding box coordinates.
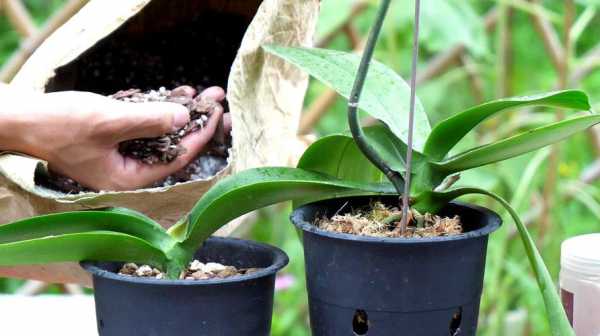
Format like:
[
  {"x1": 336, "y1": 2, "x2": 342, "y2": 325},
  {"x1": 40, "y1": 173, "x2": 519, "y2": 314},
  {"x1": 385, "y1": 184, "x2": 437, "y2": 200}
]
[{"x1": 400, "y1": 0, "x2": 422, "y2": 234}]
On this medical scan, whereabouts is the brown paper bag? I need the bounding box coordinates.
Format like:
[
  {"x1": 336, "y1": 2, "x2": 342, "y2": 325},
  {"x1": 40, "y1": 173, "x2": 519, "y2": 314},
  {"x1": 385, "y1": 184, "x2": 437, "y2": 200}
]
[{"x1": 0, "y1": 0, "x2": 319, "y2": 284}]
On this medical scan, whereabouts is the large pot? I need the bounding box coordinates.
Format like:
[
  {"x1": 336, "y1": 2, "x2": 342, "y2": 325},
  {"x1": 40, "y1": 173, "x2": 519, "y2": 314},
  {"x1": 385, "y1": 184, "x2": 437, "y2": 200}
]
[
  {"x1": 290, "y1": 196, "x2": 501, "y2": 336},
  {"x1": 82, "y1": 237, "x2": 288, "y2": 336}
]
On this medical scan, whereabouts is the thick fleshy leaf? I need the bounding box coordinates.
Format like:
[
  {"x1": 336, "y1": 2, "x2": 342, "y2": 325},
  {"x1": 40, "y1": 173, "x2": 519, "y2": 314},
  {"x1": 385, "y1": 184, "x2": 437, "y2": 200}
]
[
  {"x1": 0, "y1": 231, "x2": 168, "y2": 268},
  {"x1": 424, "y1": 90, "x2": 591, "y2": 160},
  {"x1": 177, "y1": 167, "x2": 396, "y2": 249},
  {"x1": 263, "y1": 45, "x2": 431, "y2": 150},
  {"x1": 298, "y1": 133, "x2": 386, "y2": 183},
  {"x1": 0, "y1": 210, "x2": 175, "y2": 251},
  {"x1": 420, "y1": 188, "x2": 574, "y2": 336},
  {"x1": 363, "y1": 125, "x2": 410, "y2": 172},
  {"x1": 103, "y1": 207, "x2": 163, "y2": 229},
  {"x1": 362, "y1": 126, "x2": 435, "y2": 192},
  {"x1": 298, "y1": 125, "x2": 414, "y2": 182},
  {"x1": 433, "y1": 114, "x2": 600, "y2": 173},
  {"x1": 298, "y1": 125, "x2": 441, "y2": 194}
]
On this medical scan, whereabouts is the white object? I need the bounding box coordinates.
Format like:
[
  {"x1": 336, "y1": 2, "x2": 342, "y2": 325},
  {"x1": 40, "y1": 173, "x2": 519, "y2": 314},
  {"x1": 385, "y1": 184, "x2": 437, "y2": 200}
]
[
  {"x1": 560, "y1": 233, "x2": 600, "y2": 335},
  {"x1": 202, "y1": 262, "x2": 226, "y2": 273},
  {"x1": 0, "y1": 294, "x2": 96, "y2": 335}
]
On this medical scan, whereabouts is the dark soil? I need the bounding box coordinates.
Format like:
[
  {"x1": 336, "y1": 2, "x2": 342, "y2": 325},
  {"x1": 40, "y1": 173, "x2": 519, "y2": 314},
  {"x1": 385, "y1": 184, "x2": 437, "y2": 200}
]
[
  {"x1": 113, "y1": 86, "x2": 222, "y2": 165},
  {"x1": 317, "y1": 202, "x2": 463, "y2": 238},
  {"x1": 38, "y1": 154, "x2": 228, "y2": 193},
  {"x1": 36, "y1": 86, "x2": 229, "y2": 193},
  {"x1": 46, "y1": 12, "x2": 250, "y2": 95},
  {"x1": 119, "y1": 260, "x2": 261, "y2": 280},
  {"x1": 36, "y1": 10, "x2": 249, "y2": 193}
]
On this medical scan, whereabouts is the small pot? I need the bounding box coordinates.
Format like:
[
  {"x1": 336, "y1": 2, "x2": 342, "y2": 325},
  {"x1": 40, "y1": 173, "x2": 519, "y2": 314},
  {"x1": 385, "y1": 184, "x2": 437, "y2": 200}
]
[
  {"x1": 290, "y1": 196, "x2": 501, "y2": 336},
  {"x1": 81, "y1": 237, "x2": 288, "y2": 336}
]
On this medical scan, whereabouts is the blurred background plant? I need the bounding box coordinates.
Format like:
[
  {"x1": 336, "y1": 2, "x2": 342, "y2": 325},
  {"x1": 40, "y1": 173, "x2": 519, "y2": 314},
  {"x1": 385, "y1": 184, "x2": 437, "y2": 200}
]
[{"x1": 2, "y1": 0, "x2": 600, "y2": 335}]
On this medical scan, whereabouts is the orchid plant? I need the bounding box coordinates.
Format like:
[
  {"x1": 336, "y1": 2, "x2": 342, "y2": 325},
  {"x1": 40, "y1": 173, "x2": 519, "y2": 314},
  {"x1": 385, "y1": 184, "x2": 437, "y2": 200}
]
[{"x1": 0, "y1": 1, "x2": 594, "y2": 334}]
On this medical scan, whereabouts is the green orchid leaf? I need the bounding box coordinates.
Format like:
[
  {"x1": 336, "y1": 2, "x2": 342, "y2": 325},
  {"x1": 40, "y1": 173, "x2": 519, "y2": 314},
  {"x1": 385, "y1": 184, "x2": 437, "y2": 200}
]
[
  {"x1": 421, "y1": 187, "x2": 574, "y2": 336},
  {"x1": 433, "y1": 114, "x2": 600, "y2": 174},
  {"x1": 263, "y1": 45, "x2": 431, "y2": 150},
  {"x1": 178, "y1": 167, "x2": 396, "y2": 250},
  {"x1": 363, "y1": 125, "x2": 411, "y2": 172},
  {"x1": 298, "y1": 125, "x2": 440, "y2": 195},
  {"x1": 102, "y1": 207, "x2": 163, "y2": 229},
  {"x1": 424, "y1": 90, "x2": 591, "y2": 160},
  {"x1": 0, "y1": 210, "x2": 175, "y2": 251},
  {"x1": 0, "y1": 231, "x2": 168, "y2": 268},
  {"x1": 298, "y1": 125, "x2": 417, "y2": 182},
  {"x1": 362, "y1": 126, "x2": 435, "y2": 192},
  {"x1": 298, "y1": 133, "x2": 386, "y2": 183}
]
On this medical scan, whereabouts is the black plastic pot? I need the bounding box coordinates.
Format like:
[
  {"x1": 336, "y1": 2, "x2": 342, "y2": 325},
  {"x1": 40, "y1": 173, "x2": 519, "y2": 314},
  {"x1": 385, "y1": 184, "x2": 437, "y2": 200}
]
[
  {"x1": 81, "y1": 237, "x2": 288, "y2": 336},
  {"x1": 290, "y1": 196, "x2": 501, "y2": 336}
]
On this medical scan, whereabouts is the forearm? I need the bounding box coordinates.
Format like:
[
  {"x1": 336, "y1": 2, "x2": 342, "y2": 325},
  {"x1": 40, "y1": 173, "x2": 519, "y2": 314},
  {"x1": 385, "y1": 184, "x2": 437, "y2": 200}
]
[{"x1": 0, "y1": 84, "x2": 41, "y2": 155}]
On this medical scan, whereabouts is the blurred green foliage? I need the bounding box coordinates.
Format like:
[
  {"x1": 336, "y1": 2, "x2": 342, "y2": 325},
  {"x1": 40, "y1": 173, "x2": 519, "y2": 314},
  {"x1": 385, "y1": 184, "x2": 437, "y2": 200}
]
[
  {"x1": 0, "y1": 0, "x2": 65, "y2": 61},
  {"x1": 2, "y1": 1, "x2": 600, "y2": 335}
]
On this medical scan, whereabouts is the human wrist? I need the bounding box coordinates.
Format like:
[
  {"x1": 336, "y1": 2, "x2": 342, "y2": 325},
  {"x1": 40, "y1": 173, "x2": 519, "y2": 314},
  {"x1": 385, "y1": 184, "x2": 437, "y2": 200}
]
[
  {"x1": 0, "y1": 88, "x2": 50, "y2": 158},
  {"x1": 0, "y1": 108, "x2": 38, "y2": 156}
]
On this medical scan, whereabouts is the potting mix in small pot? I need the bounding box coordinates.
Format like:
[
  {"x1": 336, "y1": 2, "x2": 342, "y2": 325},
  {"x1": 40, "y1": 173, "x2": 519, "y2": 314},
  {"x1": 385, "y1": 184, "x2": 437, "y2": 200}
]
[
  {"x1": 291, "y1": 197, "x2": 501, "y2": 335},
  {"x1": 81, "y1": 237, "x2": 288, "y2": 335},
  {"x1": 0, "y1": 0, "x2": 598, "y2": 335}
]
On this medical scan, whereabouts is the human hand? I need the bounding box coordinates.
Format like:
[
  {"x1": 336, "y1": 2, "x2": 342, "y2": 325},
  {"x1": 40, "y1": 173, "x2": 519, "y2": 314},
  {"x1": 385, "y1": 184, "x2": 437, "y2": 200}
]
[{"x1": 0, "y1": 86, "x2": 229, "y2": 191}]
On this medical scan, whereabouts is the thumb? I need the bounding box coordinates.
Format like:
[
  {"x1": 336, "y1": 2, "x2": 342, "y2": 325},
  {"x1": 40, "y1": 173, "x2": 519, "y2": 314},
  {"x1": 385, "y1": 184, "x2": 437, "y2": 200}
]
[
  {"x1": 110, "y1": 101, "x2": 190, "y2": 141},
  {"x1": 107, "y1": 107, "x2": 225, "y2": 190}
]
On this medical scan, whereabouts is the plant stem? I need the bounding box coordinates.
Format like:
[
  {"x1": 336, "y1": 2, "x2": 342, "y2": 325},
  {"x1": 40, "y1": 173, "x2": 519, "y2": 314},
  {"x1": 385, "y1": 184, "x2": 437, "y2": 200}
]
[
  {"x1": 347, "y1": 0, "x2": 404, "y2": 194},
  {"x1": 400, "y1": 0, "x2": 421, "y2": 234},
  {"x1": 382, "y1": 213, "x2": 402, "y2": 226}
]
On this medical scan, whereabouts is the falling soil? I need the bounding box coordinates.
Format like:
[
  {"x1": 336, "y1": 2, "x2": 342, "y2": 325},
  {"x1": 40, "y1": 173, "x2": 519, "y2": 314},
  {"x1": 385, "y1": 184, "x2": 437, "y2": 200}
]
[
  {"x1": 36, "y1": 86, "x2": 229, "y2": 193},
  {"x1": 119, "y1": 260, "x2": 261, "y2": 281},
  {"x1": 317, "y1": 202, "x2": 462, "y2": 238}
]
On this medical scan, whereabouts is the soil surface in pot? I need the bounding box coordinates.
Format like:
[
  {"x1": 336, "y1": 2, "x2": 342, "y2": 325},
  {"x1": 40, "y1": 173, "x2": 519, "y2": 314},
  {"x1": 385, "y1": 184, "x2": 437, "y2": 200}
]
[
  {"x1": 118, "y1": 260, "x2": 262, "y2": 281},
  {"x1": 317, "y1": 202, "x2": 462, "y2": 238},
  {"x1": 36, "y1": 86, "x2": 230, "y2": 193}
]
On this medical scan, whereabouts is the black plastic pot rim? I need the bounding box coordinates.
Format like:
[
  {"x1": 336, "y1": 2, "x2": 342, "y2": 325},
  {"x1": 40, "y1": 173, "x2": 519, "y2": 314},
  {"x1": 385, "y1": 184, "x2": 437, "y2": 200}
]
[
  {"x1": 80, "y1": 237, "x2": 289, "y2": 287},
  {"x1": 291, "y1": 199, "x2": 501, "y2": 245}
]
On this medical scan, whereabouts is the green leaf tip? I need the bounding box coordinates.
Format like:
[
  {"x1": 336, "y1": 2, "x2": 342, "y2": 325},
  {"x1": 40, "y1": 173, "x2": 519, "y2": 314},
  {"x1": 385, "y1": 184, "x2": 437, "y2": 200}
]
[
  {"x1": 424, "y1": 90, "x2": 592, "y2": 160},
  {"x1": 434, "y1": 114, "x2": 600, "y2": 173},
  {"x1": 263, "y1": 44, "x2": 431, "y2": 150}
]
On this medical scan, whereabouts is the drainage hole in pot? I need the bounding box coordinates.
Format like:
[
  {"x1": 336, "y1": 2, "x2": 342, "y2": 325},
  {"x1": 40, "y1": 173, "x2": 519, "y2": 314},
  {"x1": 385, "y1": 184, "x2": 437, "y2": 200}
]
[
  {"x1": 352, "y1": 309, "x2": 369, "y2": 335},
  {"x1": 98, "y1": 319, "x2": 104, "y2": 329},
  {"x1": 449, "y1": 307, "x2": 462, "y2": 336}
]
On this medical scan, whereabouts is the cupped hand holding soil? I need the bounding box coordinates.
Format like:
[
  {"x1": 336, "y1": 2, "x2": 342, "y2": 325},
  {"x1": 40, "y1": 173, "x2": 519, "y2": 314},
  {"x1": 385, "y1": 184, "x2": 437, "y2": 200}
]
[{"x1": 0, "y1": 84, "x2": 228, "y2": 191}]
